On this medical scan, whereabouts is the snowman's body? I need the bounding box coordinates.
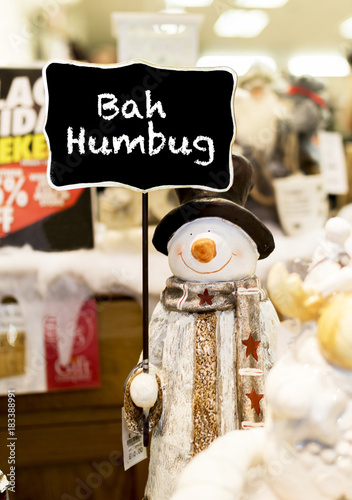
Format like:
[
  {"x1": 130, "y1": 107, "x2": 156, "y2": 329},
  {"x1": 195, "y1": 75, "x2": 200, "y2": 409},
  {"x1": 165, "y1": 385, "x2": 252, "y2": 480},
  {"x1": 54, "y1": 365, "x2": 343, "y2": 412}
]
[
  {"x1": 127, "y1": 217, "x2": 278, "y2": 500},
  {"x1": 171, "y1": 327, "x2": 352, "y2": 500},
  {"x1": 168, "y1": 217, "x2": 352, "y2": 500}
]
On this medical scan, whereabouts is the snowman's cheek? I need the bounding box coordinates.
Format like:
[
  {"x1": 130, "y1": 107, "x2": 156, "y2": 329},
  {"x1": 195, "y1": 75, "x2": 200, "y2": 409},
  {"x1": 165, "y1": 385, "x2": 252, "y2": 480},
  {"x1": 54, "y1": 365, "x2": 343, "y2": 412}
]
[
  {"x1": 232, "y1": 248, "x2": 242, "y2": 259},
  {"x1": 169, "y1": 242, "x2": 184, "y2": 257}
]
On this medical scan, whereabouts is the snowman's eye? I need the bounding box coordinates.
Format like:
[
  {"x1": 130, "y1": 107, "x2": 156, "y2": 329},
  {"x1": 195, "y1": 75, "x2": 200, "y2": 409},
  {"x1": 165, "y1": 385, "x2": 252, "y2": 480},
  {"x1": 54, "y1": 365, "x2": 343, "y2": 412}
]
[
  {"x1": 208, "y1": 230, "x2": 210, "y2": 232},
  {"x1": 189, "y1": 233, "x2": 192, "y2": 236}
]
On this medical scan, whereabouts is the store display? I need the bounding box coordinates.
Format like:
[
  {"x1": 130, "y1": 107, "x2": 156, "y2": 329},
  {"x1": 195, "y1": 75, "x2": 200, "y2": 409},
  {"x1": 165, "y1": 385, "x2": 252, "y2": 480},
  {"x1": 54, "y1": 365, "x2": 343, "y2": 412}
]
[
  {"x1": 98, "y1": 187, "x2": 143, "y2": 229},
  {"x1": 273, "y1": 172, "x2": 328, "y2": 237},
  {"x1": 0, "y1": 67, "x2": 94, "y2": 251},
  {"x1": 0, "y1": 296, "x2": 26, "y2": 379},
  {"x1": 268, "y1": 216, "x2": 352, "y2": 322},
  {"x1": 285, "y1": 75, "x2": 330, "y2": 175},
  {"x1": 0, "y1": 268, "x2": 100, "y2": 395},
  {"x1": 235, "y1": 67, "x2": 334, "y2": 237},
  {"x1": 2, "y1": 4, "x2": 352, "y2": 500},
  {"x1": 171, "y1": 216, "x2": 352, "y2": 500},
  {"x1": 235, "y1": 63, "x2": 292, "y2": 222},
  {"x1": 124, "y1": 154, "x2": 279, "y2": 500},
  {"x1": 317, "y1": 130, "x2": 349, "y2": 196},
  {"x1": 111, "y1": 12, "x2": 203, "y2": 67},
  {"x1": 98, "y1": 187, "x2": 179, "y2": 229},
  {"x1": 43, "y1": 296, "x2": 100, "y2": 391}
]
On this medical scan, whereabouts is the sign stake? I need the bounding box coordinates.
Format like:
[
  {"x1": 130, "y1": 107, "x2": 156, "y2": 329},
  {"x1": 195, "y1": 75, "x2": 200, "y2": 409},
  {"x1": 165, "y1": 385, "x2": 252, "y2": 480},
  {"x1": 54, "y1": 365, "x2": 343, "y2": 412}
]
[
  {"x1": 142, "y1": 192, "x2": 149, "y2": 374},
  {"x1": 142, "y1": 192, "x2": 150, "y2": 447}
]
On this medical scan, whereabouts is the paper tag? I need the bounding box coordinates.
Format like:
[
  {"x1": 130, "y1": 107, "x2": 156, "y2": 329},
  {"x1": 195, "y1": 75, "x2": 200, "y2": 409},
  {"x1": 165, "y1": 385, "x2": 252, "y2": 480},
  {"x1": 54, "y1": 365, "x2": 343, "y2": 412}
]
[
  {"x1": 318, "y1": 131, "x2": 348, "y2": 195},
  {"x1": 276, "y1": 319, "x2": 301, "y2": 358},
  {"x1": 122, "y1": 408, "x2": 147, "y2": 471},
  {"x1": 273, "y1": 174, "x2": 328, "y2": 236}
]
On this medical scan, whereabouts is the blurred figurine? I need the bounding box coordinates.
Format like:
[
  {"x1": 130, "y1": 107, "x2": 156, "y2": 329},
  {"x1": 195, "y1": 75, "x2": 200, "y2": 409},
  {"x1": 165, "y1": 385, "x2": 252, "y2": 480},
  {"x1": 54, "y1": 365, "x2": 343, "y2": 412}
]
[
  {"x1": 171, "y1": 216, "x2": 352, "y2": 500},
  {"x1": 234, "y1": 63, "x2": 293, "y2": 223},
  {"x1": 124, "y1": 155, "x2": 279, "y2": 500},
  {"x1": 0, "y1": 471, "x2": 9, "y2": 500},
  {"x1": 284, "y1": 75, "x2": 330, "y2": 175},
  {"x1": 98, "y1": 187, "x2": 142, "y2": 229},
  {"x1": 268, "y1": 216, "x2": 352, "y2": 322}
]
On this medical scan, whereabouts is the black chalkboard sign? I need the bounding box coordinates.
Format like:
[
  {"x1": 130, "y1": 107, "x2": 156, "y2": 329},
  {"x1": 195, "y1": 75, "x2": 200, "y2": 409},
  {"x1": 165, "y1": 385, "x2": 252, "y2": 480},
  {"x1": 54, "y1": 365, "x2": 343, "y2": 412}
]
[{"x1": 43, "y1": 60, "x2": 236, "y2": 192}]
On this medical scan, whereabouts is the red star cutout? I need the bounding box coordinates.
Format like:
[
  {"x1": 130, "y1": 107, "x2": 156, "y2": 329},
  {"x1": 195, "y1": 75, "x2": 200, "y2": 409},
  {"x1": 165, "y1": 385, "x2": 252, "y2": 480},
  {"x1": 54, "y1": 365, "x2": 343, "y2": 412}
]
[
  {"x1": 242, "y1": 333, "x2": 261, "y2": 362},
  {"x1": 246, "y1": 388, "x2": 264, "y2": 416},
  {"x1": 198, "y1": 288, "x2": 214, "y2": 306}
]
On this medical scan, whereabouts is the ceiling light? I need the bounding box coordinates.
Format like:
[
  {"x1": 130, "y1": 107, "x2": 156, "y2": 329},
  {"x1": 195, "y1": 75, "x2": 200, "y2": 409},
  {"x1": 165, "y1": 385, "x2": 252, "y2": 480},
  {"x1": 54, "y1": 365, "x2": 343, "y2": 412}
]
[
  {"x1": 197, "y1": 55, "x2": 277, "y2": 75},
  {"x1": 288, "y1": 54, "x2": 350, "y2": 77},
  {"x1": 340, "y1": 16, "x2": 352, "y2": 39},
  {"x1": 234, "y1": 0, "x2": 287, "y2": 7},
  {"x1": 161, "y1": 8, "x2": 186, "y2": 14},
  {"x1": 214, "y1": 9, "x2": 269, "y2": 38},
  {"x1": 164, "y1": 0, "x2": 213, "y2": 7}
]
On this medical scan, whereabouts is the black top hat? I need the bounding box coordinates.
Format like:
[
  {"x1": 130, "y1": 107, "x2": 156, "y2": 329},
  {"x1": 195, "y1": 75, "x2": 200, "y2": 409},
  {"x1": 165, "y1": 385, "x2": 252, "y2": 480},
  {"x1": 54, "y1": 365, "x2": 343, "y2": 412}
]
[{"x1": 153, "y1": 154, "x2": 275, "y2": 259}]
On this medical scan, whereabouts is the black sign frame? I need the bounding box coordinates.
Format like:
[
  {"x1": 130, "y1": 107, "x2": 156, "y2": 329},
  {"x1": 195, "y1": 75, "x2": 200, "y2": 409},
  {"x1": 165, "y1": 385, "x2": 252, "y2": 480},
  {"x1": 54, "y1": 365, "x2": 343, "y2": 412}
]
[{"x1": 43, "y1": 59, "x2": 237, "y2": 193}]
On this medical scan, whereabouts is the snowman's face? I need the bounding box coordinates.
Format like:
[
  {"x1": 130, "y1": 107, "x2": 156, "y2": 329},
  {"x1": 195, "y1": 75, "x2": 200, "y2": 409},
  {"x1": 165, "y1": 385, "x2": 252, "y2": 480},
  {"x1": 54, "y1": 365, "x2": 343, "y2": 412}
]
[{"x1": 167, "y1": 217, "x2": 259, "y2": 282}]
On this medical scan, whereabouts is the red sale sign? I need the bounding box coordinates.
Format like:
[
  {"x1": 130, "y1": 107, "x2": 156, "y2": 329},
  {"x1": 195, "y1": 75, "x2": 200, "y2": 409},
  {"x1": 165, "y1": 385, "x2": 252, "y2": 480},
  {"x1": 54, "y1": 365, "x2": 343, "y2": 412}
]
[
  {"x1": 0, "y1": 162, "x2": 83, "y2": 237},
  {"x1": 0, "y1": 66, "x2": 93, "y2": 250}
]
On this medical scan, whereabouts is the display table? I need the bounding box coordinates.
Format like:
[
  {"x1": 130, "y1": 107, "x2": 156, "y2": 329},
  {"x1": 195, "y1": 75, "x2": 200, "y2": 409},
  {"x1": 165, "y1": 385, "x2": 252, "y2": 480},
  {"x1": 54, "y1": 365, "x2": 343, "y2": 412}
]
[
  {"x1": 0, "y1": 296, "x2": 148, "y2": 500},
  {"x1": 0, "y1": 222, "x2": 325, "y2": 499}
]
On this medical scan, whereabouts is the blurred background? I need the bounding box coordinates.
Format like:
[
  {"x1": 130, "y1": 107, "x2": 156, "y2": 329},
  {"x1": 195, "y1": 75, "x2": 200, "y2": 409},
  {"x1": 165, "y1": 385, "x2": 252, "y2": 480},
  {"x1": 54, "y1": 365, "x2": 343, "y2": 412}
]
[{"x1": 1, "y1": 1, "x2": 352, "y2": 499}]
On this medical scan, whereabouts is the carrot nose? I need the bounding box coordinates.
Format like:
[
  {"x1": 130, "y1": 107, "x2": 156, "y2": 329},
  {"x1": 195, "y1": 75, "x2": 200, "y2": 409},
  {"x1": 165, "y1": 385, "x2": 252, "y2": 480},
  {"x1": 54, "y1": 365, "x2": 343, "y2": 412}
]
[{"x1": 191, "y1": 238, "x2": 217, "y2": 263}]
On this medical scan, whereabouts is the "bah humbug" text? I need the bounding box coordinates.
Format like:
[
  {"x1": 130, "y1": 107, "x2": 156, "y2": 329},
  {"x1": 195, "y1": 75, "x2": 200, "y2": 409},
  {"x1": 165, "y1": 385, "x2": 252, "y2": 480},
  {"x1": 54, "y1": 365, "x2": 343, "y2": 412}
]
[{"x1": 66, "y1": 91, "x2": 215, "y2": 166}]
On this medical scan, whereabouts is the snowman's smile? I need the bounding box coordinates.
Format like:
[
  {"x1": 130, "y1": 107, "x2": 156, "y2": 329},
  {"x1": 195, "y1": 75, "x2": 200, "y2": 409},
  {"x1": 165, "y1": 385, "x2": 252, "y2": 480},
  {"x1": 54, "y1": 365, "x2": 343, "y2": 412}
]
[{"x1": 178, "y1": 252, "x2": 236, "y2": 274}]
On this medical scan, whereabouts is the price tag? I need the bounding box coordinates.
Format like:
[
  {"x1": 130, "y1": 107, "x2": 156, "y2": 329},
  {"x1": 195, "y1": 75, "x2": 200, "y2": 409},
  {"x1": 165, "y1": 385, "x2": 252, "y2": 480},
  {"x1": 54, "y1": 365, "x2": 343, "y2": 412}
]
[
  {"x1": 122, "y1": 408, "x2": 147, "y2": 470},
  {"x1": 318, "y1": 131, "x2": 348, "y2": 195},
  {"x1": 276, "y1": 319, "x2": 301, "y2": 358},
  {"x1": 273, "y1": 173, "x2": 328, "y2": 236}
]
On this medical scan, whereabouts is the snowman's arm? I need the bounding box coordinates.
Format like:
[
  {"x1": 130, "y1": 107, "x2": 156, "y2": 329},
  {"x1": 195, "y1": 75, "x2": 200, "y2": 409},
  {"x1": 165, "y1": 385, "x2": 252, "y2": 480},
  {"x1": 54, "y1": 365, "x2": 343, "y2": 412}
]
[
  {"x1": 123, "y1": 301, "x2": 168, "y2": 433},
  {"x1": 123, "y1": 362, "x2": 163, "y2": 434},
  {"x1": 137, "y1": 300, "x2": 169, "y2": 369},
  {"x1": 127, "y1": 301, "x2": 169, "y2": 401}
]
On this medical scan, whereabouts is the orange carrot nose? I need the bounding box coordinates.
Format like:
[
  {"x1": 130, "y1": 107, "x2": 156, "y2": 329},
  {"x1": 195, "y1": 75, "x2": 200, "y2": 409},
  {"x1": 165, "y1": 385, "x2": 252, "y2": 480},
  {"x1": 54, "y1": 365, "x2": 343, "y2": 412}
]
[{"x1": 191, "y1": 238, "x2": 217, "y2": 263}]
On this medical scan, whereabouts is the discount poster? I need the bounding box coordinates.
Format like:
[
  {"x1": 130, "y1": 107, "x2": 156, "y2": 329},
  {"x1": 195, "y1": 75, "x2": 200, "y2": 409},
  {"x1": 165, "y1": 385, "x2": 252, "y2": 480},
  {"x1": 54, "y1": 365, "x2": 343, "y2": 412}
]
[{"x1": 0, "y1": 67, "x2": 94, "y2": 251}]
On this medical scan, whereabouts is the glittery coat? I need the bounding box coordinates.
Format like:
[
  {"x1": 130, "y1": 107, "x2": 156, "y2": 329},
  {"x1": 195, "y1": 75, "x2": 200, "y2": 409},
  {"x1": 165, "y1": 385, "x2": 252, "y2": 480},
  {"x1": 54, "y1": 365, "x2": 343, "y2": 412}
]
[{"x1": 127, "y1": 276, "x2": 278, "y2": 500}]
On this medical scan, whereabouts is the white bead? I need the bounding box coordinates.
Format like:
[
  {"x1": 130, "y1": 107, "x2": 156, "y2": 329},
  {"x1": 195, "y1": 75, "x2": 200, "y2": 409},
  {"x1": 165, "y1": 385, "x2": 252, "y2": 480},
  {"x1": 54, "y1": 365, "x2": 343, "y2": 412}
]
[
  {"x1": 130, "y1": 372, "x2": 159, "y2": 409},
  {"x1": 336, "y1": 440, "x2": 350, "y2": 457},
  {"x1": 306, "y1": 442, "x2": 321, "y2": 455},
  {"x1": 344, "y1": 429, "x2": 352, "y2": 443},
  {"x1": 320, "y1": 448, "x2": 336, "y2": 465},
  {"x1": 325, "y1": 217, "x2": 351, "y2": 244},
  {"x1": 337, "y1": 455, "x2": 352, "y2": 474}
]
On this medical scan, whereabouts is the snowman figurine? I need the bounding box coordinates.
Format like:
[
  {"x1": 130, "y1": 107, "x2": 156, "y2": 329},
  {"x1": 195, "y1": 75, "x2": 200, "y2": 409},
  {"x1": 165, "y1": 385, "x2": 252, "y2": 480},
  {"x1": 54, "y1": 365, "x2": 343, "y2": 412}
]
[
  {"x1": 124, "y1": 155, "x2": 279, "y2": 500},
  {"x1": 171, "y1": 218, "x2": 352, "y2": 500}
]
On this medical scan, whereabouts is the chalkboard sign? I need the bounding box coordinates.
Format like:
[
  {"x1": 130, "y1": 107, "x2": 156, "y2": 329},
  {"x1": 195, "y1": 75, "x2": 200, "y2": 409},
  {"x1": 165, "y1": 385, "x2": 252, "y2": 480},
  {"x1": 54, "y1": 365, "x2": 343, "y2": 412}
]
[{"x1": 43, "y1": 60, "x2": 236, "y2": 192}]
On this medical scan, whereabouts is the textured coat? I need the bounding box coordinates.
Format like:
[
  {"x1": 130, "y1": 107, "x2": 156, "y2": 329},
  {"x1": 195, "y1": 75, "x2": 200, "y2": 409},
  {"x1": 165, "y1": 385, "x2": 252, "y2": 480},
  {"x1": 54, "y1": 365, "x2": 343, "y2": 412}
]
[{"x1": 125, "y1": 275, "x2": 278, "y2": 500}]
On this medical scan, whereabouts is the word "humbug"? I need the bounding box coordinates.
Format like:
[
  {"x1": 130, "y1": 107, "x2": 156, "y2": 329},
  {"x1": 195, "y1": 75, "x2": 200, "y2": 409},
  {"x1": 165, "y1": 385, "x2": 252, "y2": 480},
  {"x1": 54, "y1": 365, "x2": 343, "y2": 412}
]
[{"x1": 66, "y1": 90, "x2": 215, "y2": 167}]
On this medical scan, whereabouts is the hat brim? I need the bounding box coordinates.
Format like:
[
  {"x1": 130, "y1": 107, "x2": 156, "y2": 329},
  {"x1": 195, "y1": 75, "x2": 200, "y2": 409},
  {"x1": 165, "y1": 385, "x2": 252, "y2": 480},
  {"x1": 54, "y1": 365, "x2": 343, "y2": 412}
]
[{"x1": 152, "y1": 198, "x2": 275, "y2": 260}]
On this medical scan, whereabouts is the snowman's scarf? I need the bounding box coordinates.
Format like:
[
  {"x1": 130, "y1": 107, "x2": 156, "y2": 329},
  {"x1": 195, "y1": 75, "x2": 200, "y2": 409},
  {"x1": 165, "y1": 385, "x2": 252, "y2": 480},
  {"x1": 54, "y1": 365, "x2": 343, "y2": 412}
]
[
  {"x1": 162, "y1": 276, "x2": 269, "y2": 453},
  {"x1": 161, "y1": 276, "x2": 267, "y2": 313}
]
